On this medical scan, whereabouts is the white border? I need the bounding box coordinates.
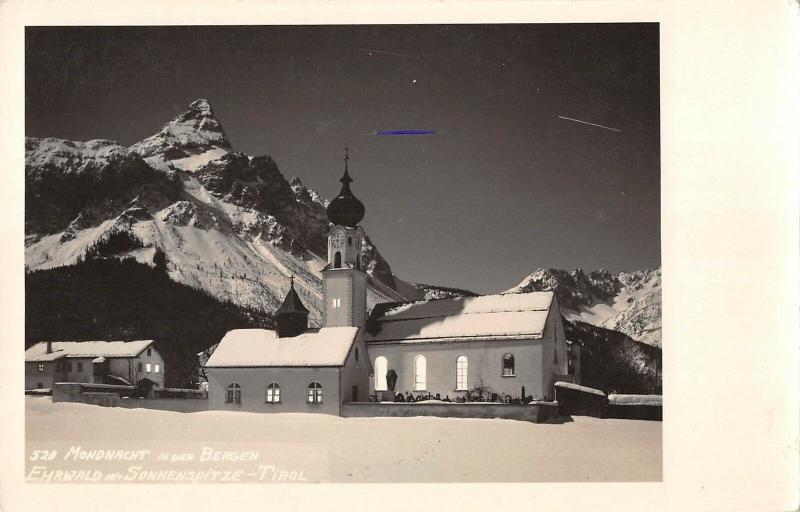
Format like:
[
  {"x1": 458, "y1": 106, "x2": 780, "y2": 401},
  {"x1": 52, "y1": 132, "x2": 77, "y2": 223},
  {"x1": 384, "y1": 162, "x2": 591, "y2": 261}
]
[{"x1": 1, "y1": 1, "x2": 798, "y2": 511}]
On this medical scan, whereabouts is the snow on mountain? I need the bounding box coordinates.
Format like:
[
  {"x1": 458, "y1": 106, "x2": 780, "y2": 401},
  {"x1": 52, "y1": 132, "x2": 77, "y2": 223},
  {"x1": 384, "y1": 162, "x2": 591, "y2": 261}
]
[
  {"x1": 128, "y1": 98, "x2": 232, "y2": 172},
  {"x1": 393, "y1": 279, "x2": 479, "y2": 300},
  {"x1": 25, "y1": 99, "x2": 407, "y2": 327},
  {"x1": 507, "y1": 268, "x2": 662, "y2": 347},
  {"x1": 26, "y1": 137, "x2": 130, "y2": 170}
]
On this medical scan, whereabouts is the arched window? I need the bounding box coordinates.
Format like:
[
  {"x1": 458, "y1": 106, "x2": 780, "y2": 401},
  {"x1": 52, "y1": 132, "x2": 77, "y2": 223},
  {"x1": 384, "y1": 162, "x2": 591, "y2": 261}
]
[
  {"x1": 502, "y1": 354, "x2": 515, "y2": 377},
  {"x1": 334, "y1": 252, "x2": 342, "y2": 268},
  {"x1": 307, "y1": 381, "x2": 323, "y2": 404},
  {"x1": 374, "y1": 356, "x2": 388, "y2": 391},
  {"x1": 226, "y1": 383, "x2": 242, "y2": 404},
  {"x1": 414, "y1": 355, "x2": 427, "y2": 391},
  {"x1": 456, "y1": 356, "x2": 468, "y2": 390},
  {"x1": 266, "y1": 382, "x2": 280, "y2": 403}
]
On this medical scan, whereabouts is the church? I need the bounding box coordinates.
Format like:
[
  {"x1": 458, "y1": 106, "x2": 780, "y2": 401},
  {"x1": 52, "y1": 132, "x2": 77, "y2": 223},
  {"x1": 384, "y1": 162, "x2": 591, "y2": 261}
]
[{"x1": 204, "y1": 150, "x2": 574, "y2": 414}]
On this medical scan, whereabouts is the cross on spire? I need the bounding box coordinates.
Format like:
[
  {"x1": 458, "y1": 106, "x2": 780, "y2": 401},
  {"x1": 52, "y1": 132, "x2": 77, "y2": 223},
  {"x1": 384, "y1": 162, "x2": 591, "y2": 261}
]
[{"x1": 340, "y1": 146, "x2": 352, "y2": 184}]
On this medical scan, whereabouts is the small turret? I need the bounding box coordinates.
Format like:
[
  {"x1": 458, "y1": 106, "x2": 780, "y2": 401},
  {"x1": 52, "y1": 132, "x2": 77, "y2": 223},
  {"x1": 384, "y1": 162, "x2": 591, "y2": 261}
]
[{"x1": 274, "y1": 277, "x2": 309, "y2": 338}]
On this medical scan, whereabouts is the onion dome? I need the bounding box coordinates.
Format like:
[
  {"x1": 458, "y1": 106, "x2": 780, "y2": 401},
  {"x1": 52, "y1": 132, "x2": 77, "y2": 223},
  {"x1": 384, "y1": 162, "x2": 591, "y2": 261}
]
[{"x1": 326, "y1": 147, "x2": 365, "y2": 227}]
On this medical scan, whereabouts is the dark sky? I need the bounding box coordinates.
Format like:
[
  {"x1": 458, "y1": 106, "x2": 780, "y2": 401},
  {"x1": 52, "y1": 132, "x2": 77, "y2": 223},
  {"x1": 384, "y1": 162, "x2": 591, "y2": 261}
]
[{"x1": 26, "y1": 24, "x2": 660, "y2": 294}]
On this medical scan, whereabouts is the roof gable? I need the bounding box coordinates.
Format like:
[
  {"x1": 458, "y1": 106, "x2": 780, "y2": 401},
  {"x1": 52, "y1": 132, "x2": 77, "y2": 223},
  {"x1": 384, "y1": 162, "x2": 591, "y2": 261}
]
[
  {"x1": 205, "y1": 327, "x2": 359, "y2": 367},
  {"x1": 365, "y1": 292, "x2": 554, "y2": 344}
]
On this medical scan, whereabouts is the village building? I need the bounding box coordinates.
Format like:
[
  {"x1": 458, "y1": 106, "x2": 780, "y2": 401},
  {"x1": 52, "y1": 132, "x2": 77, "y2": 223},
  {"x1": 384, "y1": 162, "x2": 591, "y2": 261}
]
[
  {"x1": 205, "y1": 148, "x2": 578, "y2": 413},
  {"x1": 24, "y1": 340, "x2": 165, "y2": 391}
]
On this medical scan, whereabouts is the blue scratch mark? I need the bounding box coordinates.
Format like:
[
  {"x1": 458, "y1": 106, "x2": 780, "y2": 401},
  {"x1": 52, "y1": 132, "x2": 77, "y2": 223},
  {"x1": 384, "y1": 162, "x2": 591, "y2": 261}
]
[{"x1": 377, "y1": 130, "x2": 436, "y2": 136}]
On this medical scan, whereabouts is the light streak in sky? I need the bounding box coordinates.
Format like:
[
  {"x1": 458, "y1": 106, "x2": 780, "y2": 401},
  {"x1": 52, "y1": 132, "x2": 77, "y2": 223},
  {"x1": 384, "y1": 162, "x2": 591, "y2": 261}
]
[
  {"x1": 557, "y1": 115, "x2": 621, "y2": 132},
  {"x1": 359, "y1": 48, "x2": 421, "y2": 59}
]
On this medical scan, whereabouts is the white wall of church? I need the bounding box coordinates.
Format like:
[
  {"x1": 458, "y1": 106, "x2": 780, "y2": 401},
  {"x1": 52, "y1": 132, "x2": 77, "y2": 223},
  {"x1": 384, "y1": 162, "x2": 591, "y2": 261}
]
[
  {"x1": 206, "y1": 366, "x2": 341, "y2": 415},
  {"x1": 367, "y1": 339, "x2": 549, "y2": 400},
  {"x1": 546, "y1": 306, "x2": 570, "y2": 390},
  {"x1": 339, "y1": 338, "x2": 372, "y2": 402},
  {"x1": 366, "y1": 301, "x2": 568, "y2": 401}
]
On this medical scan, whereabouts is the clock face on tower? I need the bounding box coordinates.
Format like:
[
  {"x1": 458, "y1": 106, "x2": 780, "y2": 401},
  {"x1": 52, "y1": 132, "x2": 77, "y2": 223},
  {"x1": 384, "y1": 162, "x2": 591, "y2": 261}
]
[{"x1": 331, "y1": 232, "x2": 345, "y2": 248}]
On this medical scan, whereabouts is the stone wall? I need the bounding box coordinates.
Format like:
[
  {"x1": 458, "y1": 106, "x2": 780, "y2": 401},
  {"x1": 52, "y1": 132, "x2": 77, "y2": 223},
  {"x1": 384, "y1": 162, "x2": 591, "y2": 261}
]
[
  {"x1": 52, "y1": 382, "x2": 135, "y2": 404},
  {"x1": 341, "y1": 401, "x2": 559, "y2": 423},
  {"x1": 606, "y1": 404, "x2": 662, "y2": 420},
  {"x1": 119, "y1": 398, "x2": 209, "y2": 413}
]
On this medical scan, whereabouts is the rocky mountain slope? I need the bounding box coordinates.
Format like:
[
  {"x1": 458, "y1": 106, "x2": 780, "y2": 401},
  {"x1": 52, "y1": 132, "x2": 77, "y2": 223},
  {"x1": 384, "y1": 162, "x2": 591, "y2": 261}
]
[
  {"x1": 25, "y1": 99, "x2": 405, "y2": 328},
  {"x1": 507, "y1": 268, "x2": 662, "y2": 347},
  {"x1": 26, "y1": 257, "x2": 273, "y2": 387}
]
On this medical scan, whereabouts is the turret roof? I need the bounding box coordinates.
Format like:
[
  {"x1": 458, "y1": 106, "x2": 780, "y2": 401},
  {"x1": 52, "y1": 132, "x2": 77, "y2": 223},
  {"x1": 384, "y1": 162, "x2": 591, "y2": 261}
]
[{"x1": 275, "y1": 277, "x2": 310, "y2": 316}]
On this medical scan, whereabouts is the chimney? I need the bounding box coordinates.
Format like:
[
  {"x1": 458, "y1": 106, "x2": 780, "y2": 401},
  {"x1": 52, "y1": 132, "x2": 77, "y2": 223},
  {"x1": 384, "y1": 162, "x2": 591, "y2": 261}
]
[{"x1": 46, "y1": 341, "x2": 52, "y2": 354}]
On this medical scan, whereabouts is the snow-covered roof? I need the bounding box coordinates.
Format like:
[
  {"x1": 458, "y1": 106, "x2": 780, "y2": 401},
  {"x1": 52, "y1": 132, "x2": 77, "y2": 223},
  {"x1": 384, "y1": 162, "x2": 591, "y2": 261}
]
[
  {"x1": 25, "y1": 340, "x2": 154, "y2": 362},
  {"x1": 554, "y1": 381, "x2": 607, "y2": 397},
  {"x1": 608, "y1": 394, "x2": 662, "y2": 406},
  {"x1": 364, "y1": 292, "x2": 554, "y2": 344},
  {"x1": 204, "y1": 327, "x2": 359, "y2": 368}
]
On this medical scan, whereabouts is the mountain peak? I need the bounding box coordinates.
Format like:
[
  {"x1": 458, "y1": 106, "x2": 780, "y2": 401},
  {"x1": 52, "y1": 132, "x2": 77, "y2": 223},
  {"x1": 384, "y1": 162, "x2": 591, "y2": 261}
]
[
  {"x1": 506, "y1": 266, "x2": 662, "y2": 347},
  {"x1": 189, "y1": 98, "x2": 212, "y2": 111},
  {"x1": 128, "y1": 99, "x2": 232, "y2": 170}
]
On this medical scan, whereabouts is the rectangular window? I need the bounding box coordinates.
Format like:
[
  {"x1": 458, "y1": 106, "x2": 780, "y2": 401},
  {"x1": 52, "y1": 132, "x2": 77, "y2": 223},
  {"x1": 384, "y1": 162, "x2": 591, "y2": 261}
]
[
  {"x1": 307, "y1": 388, "x2": 323, "y2": 404},
  {"x1": 137, "y1": 362, "x2": 143, "y2": 372},
  {"x1": 66, "y1": 362, "x2": 72, "y2": 372},
  {"x1": 154, "y1": 364, "x2": 160, "y2": 374},
  {"x1": 146, "y1": 363, "x2": 152, "y2": 373},
  {"x1": 37, "y1": 363, "x2": 44, "y2": 372},
  {"x1": 226, "y1": 387, "x2": 241, "y2": 404},
  {"x1": 502, "y1": 354, "x2": 515, "y2": 377},
  {"x1": 147, "y1": 348, "x2": 152, "y2": 356},
  {"x1": 266, "y1": 386, "x2": 280, "y2": 403},
  {"x1": 77, "y1": 362, "x2": 83, "y2": 372}
]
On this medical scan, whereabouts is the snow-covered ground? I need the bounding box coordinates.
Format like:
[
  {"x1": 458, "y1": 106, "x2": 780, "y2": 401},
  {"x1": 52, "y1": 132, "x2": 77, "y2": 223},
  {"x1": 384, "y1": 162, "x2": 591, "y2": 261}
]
[{"x1": 25, "y1": 397, "x2": 661, "y2": 483}]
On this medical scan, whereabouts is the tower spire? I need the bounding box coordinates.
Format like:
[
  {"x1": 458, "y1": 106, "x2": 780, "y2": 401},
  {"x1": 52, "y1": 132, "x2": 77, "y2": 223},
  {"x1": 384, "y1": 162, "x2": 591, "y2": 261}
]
[
  {"x1": 326, "y1": 146, "x2": 364, "y2": 227},
  {"x1": 341, "y1": 146, "x2": 352, "y2": 185}
]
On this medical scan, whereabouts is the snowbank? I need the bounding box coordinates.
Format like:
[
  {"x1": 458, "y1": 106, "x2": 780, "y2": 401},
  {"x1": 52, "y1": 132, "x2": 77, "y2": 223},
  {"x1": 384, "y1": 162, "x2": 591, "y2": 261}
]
[
  {"x1": 608, "y1": 394, "x2": 663, "y2": 406},
  {"x1": 25, "y1": 397, "x2": 662, "y2": 482},
  {"x1": 554, "y1": 381, "x2": 606, "y2": 396}
]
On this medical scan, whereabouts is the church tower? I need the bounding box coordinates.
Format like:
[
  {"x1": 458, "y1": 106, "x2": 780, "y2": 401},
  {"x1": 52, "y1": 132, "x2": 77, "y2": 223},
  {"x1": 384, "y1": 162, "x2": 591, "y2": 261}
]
[{"x1": 322, "y1": 147, "x2": 368, "y2": 328}]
